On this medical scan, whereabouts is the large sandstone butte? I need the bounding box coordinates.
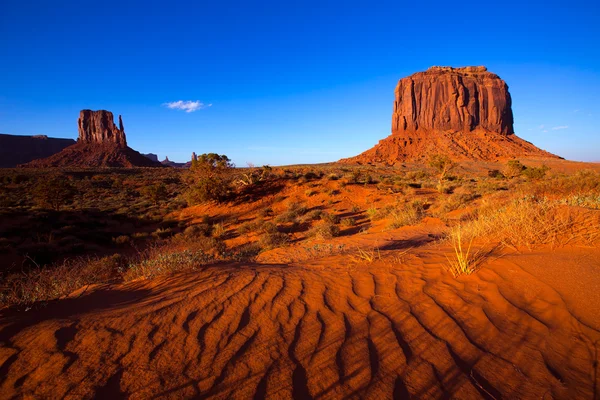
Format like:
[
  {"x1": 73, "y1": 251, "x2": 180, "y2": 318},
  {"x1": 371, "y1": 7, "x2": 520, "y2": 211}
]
[
  {"x1": 23, "y1": 110, "x2": 161, "y2": 168},
  {"x1": 78, "y1": 110, "x2": 127, "y2": 146},
  {"x1": 341, "y1": 66, "x2": 559, "y2": 164}
]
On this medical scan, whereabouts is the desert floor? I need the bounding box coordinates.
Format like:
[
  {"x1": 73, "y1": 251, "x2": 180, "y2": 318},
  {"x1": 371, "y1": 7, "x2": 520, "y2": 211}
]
[{"x1": 1, "y1": 160, "x2": 599, "y2": 399}]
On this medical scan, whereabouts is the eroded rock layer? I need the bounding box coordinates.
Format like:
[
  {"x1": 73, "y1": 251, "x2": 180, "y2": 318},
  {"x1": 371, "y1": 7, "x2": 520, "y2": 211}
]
[{"x1": 393, "y1": 66, "x2": 514, "y2": 135}]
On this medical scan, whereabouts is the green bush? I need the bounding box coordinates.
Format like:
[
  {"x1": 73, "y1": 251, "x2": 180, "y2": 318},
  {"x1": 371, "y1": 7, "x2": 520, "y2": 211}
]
[
  {"x1": 522, "y1": 165, "x2": 550, "y2": 180},
  {"x1": 185, "y1": 176, "x2": 230, "y2": 204}
]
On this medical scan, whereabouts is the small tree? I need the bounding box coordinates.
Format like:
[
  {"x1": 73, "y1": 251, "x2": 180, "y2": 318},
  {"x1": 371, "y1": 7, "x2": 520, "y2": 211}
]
[
  {"x1": 34, "y1": 176, "x2": 76, "y2": 211},
  {"x1": 186, "y1": 153, "x2": 234, "y2": 204},
  {"x1": 191, "y1": 153, "x2": 234, "y2": 175},
  {"x1": 428, "y1": 154, "x2": 457, "y2": 185}
]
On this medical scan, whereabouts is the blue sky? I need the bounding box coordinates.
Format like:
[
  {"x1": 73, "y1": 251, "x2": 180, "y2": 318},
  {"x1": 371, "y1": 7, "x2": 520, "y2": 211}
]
[{"x1": 1, "y1": 0, "x2": 599, "y2": 164}]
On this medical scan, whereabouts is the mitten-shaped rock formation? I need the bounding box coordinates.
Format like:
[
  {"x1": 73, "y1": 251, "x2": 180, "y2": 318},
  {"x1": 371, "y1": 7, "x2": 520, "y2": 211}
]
[
  {"x1": 23, "y1": 110, "x2": 162, "y2": 168},
  {"x1": 78, "y1": 110, "x2": 127, "y2": 146},
  {"x1": 341, "y1": 66, "x2": 558, "y2": 164}
]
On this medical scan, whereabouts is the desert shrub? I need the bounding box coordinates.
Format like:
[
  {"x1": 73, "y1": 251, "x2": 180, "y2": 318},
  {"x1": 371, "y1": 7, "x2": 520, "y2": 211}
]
[
  {"x1": 305, "y1": 189, "x2": 318, "y2": 197},
  {"x1": 522, "y1": 165, "x2": 550, "y2": 180},
  {"x1": 341, "y1": 217, "x2": 356, "y2": 227},
  {"x1": 152, "y1": 227, "x2": 172, "y2": 239},
  {"x1": 34, "y1": 176, "x2": 76, "y2": 211},
  {"x1": 367, "y1": 206, "x2": 381, "y2": 221},
  {"x1": 229, "y1": 243, "x2": 262, "y2": 261},
  {"x1": 0, "y1": 255, "x2": 124, "y2": 308},
  {"x1": 184, "y1": 223, "x2": 212, "y2": 237},
  {"x1": 113, "y1": 235, "x2": 131, "y2": 245},
  {"x1": 259, "y1": 221, "x2": 279, "y2": 234},
  {"x1": 132, "y1": 232, "x2": 150, "y2": 239},
  {"x1": 504, "y1": 160, "x2": 526, "y2": 178},
  {"x1": 259, "y1": 232, "x2": 289, "y2": 250},
  {"x1": 304, "y1": 171, "x2": 320, "y2": 180},
  {"x1": 308, "y1": 222, "x2": 340, "y2": 239},
  {"x1": 429, "y1": 154, "x2": 457, "y2": 188},
  {"x1": 388, "y1": 201, "x2": 425, "y2": 229},
  {"x1": 406, "y1": 170, "x2": 430, "y2": 181},
  {"x1": 321, "y1": 212, "x2": 340, "y2": 224},
  {"x1": 185, "y1": 153, "x2": 234, "y2": 204},
  {"x1": 275, "y1": 202, "x2": 308, "y2": 223},
  {"x1": 140, "y1": 183, "x2": 168, "y2": 205},
  {"x1": 125, "y1": 249, "x2": 214, "y2": 281},
  {"x1": 488, "y1": 169, "x2": 504, "y2": 179},
  {"x1": 258, "y1": 207, "x2": 274, "y2": 218},
  {"x1": 184, "y1": 176, "x2": 230, "y2": 205},
  {"x1": 212, "y1": 222, "x2": 226, "y2": 238},
  {"x1": 237, "y1": 220, "x2": 260, "y2": 235},
  {"x1": 302, "y1": 209, "x2": 324, "y2": 222},
  {"x1": 436, "y1": 182, "x2": 453, "y2": 194},
  {"x1": 344, "y1": 170, "x2": 361, "y2": 184},
  {"x1": 439, "y1": 192, "x2": 479, "y2": 213}
]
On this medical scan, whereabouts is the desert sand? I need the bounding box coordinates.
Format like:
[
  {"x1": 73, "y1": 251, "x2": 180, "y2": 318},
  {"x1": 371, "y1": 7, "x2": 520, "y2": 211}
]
[{"x1": 1, "y1": 214, "x2": 599, "y2": 399}]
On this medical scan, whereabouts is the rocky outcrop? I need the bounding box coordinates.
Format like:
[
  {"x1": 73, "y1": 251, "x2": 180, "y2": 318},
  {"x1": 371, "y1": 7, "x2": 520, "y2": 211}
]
[
  {"x1": 392, "y1": 66, "x2": 514, "y2": 136},
  {"x1": 78, "y1": 110, "x2": 127, "y2": 146},
  {"x1": 341, "y1": 66, "x2": 558, "y2": 164},
  {"x1": 0, "y1": 134, "x2": 76, "y2": 168},
  {"x1": 22, "y1": 110, "x2": 162, "y2": 168}
]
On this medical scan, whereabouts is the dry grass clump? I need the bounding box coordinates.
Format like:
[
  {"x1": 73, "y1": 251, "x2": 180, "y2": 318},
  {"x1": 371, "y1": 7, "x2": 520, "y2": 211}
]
[
  {"x1": 438, "y1": 191, "x2": 479, "y2": 213},
  {"x1": 524, "y1": 170, "x2": 600, "y2": 201},
  {"x1": 446, "y1": 225, "x2": 481, "y2": 277},
  {"x1": 124, "y1": 249, "x2": 214, "y2": 281},
  {"x1": 0, "y1": 255, "x2": 124, "y2": 308},
  {"x1": 387, "y1": 201, "x2": 425, "y2": 229},
  {"x1": 259, "y1": 232, "x2": 290, "y2": 250},
  {"x1": 351, "y1": 247, "x2": 381, "y2": 263},
  {"x1": 275, "y1": 201, "x2": 308, "y2": 223},
  {"x1": 447, "y1": 195, "x2": 596, "y2": 250},
  {"x1": 308, "y1": 222, "x2": 340, "y2": 239},
  {"x1": 341, "y1": 217, "x2": 356, "y2": 227}
]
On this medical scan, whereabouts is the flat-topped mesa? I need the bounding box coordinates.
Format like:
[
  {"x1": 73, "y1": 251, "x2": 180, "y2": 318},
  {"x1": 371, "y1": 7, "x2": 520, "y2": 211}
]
[
  {"x1": 78, "y1": 110, "x2": 127, "y2": 147},
  {"x1": 393, "y1": 66, "x2": 514, "y2": 136}
]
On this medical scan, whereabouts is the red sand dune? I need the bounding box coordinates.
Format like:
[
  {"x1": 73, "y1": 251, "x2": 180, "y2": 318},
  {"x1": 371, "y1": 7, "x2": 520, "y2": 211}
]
[{"x1": 1, "y1": 224, "x2": 598, "y2": 399}]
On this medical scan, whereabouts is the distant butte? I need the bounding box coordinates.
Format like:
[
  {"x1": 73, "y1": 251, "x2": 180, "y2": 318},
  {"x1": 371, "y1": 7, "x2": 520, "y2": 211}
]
[
  {"x1": 78, "y1": 109, "x2": 127, "y2": 147},
  {"x1": 22, "y1": 110, "x2": 162, "y2": 168},
  {"x1": 341, "y1": 66, "x2": 559, "y2": 164}
]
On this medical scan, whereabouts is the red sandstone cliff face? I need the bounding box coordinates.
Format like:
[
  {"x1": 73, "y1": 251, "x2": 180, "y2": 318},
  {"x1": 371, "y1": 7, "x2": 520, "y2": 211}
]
[
  {"x1": 393, "y1": 66, "x2": 514, "y2": 136},
  {"x1": 78, "y1": 110, "x2": 127, "y2": 147},
  {"x1": 341, "y1": 66, "x2": 558, "y2": 164}
]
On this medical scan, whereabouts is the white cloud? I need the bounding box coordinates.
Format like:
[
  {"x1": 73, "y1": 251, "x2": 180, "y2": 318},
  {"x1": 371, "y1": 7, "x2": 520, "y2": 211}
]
[
  {"x1": 551, "y1": 125, "x2": 569, "y2": 130},
  {"x1": 538, "y1": 124, "x2": 545, "y2": 129},
  {"x1": 162, "y1": 100, "x2": 212, "y2": 113}
]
